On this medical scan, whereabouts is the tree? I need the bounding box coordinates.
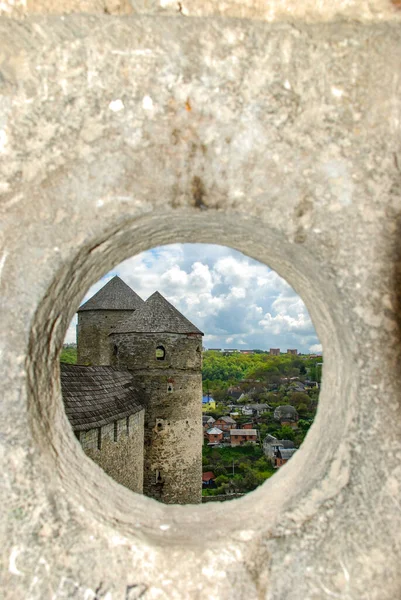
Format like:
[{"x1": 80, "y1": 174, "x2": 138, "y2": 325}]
[{"x1": 276, "y1": 425, "x2": 296, "y2": 442}]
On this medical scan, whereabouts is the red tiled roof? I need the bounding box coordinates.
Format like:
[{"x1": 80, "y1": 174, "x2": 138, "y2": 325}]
[{"x1": 202, "y1": 472, "x2": 215, "y2": 482}]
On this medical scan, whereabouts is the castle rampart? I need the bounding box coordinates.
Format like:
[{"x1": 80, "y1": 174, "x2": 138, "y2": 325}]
[{"x1": 79, "y1": 411, "x2": 144, "y2": 494}]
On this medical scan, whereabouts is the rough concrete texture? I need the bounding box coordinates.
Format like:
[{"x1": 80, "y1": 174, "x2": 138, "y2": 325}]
[
  {"x1": 111, "y1": 333, "x2": 203, "y2": 503},
  {"x1": 1, "y1": 8, "x2": 401, "y2": 600},
  {"x1": 2, "y1": 0, "x2": 401, "y2": 22},
  {"x1": 82, "y1": 412, "x2": 145, "y2": 494},
  {"x1": 77, "y1": 309, "x2": 137, "y2": 365}
]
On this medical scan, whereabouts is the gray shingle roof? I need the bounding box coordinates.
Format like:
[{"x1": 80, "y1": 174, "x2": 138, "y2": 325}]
[
  {"x1": 78, "y1": 276, "x2": 144, "y2": 312},
  {"x1": 111, "y1": 291, "x2": 203, "y2": 335},
  {"x1": 278, "y1": 448, "x2": 297, "y2": 460},
  {"x1": 274, "y1": 405, "x2": 299, "y2": 421},
  {"x1": 60, "y1": 363, "x2": 145, "y2": 431}
]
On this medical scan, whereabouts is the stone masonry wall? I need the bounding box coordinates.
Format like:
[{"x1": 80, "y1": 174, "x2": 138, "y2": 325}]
[
  {"x1": 77, "y1": 310, "x2": 134, "y2": 365},
  {"x1": 139, "y1": 370, "x2": 202, "y2": 504},
  {"x1": 110, "y1": 332, "x2": 203, "y2": 371},
  {"x1": 80, "y1": 411, "x2": 144, "y2": 494},
  {"x1": 111, "y1": 333, "x2": 203, "y2": 504}
]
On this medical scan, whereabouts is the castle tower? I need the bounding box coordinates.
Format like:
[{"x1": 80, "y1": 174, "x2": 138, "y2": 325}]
[
  {"x1": 110, "y1": 292, "x2": 204, "y2": 504},
  {"x1": 77, "y1": 276, "x2": 144, "y2": 366}
]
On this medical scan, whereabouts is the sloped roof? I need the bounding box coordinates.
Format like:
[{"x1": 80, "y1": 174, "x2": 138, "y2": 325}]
[
  {"x1": 230, "y1": 429, "x2": 257, "y2": 436},
  {"x1": 111, "y1": 291, "x2": 203, "y2": 335},
  {"x1": 278, "y1": 448, "x2": 297, "y2": 460},
  {"x1": 274, "y1": 405, "x2": 299, "y2": 421},
  {"x1": 202, "y1": 472, "x2": 215, "y2": 481},
  {"x1": 60, "y1": 363, "x2": 145, "y2": 431},
  {"x1": 78, "y1": 276, "x2": 144, "y2": 312},
  {"x1": 217, "y1": 416, "x2": 236, "y2": 424},
  {"x1": 206, "y1": 427, "x2": 223, "y2": 435}
]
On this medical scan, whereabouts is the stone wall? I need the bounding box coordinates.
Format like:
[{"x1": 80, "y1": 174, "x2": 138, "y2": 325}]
[
  {"x1": 77, "y1": 310, "x2": 134, "y2": 365},
  {"x1": 111, "y1": 333, "x2": 203, "y2": 504},
  {"x1": 110, "y1": 332, "x2": 203, "y2": 371},
  {"x1": 2, "y1": 5, "x2": 401, "y2": 599},
  {"x1": 79, "y1": 411, "x2": 144, "y2": 494}
]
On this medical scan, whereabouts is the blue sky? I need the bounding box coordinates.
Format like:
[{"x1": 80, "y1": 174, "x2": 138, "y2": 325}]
[{"x1": 65, "y1": 244, "x2": 321, "y2": 353}]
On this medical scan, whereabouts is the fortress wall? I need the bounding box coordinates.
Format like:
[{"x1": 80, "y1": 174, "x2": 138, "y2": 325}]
[
  {"x1": 110, "y1": 332, "x2": 203, "y2": 371},
  {"x1": 77, "y1": 310, "x2": 134, "y2": 365},
  {"x1": 80, "y1": 411, "x2": 144, "y2": 494},
  {"x1": 111, "y1": 332, "x2": 203, "y2": 503},
  {"x1": 136, "y1": 370, "x2": 203, "y2": 504}
]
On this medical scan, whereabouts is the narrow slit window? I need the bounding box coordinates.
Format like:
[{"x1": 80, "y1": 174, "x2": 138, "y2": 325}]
[
  {"x1": 97, "y1": 428, "x2": 102, "y2": 450},
  {"x1": 114, "y1": 421, "x2": 118, "y2": 442},
  {"x1": 156, "y1": 345, "x2": 165, "y2": 361},
  {"x1": 126, "y1": 416, "x2": 130, "y2": 436}
]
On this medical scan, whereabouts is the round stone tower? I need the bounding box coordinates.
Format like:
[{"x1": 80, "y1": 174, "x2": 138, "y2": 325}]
[
  {"x1": 77, "y1": 276, "x2": 144, "y2": 366},
  {"x1": 110, "y1": 292, "x2": 204, "y2": 504}
]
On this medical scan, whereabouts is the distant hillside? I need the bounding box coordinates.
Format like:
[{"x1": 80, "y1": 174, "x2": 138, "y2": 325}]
[{"x1": 203, "y1": 351, "x2": 322, "y2": 388}]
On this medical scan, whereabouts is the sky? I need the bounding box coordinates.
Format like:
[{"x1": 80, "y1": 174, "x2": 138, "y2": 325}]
[{"x1": 64, "y1": 244, "x2": 322, "y2": 354}]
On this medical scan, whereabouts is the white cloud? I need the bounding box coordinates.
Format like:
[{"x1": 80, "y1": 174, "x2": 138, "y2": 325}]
[
  {"x1": 309, "y1": 343, "x2": 323, "y2": 354},
  {"x1": 64, "y1": 244, "x2": 320, "y2": 352}
]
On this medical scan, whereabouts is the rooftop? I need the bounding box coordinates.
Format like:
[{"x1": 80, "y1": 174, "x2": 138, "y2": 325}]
[
  {"x1": 78, "y1": 276, "x2": 144, "y2": 312},
  {"x1": 111, "y1": 291, "x2": 203, "y2": 335},
  {"x1": 60, "y1": 363, "x2": 145, "y2": 431},
  {"x1": 230, "y1": 429, "x2": 257, "y2": 436}
]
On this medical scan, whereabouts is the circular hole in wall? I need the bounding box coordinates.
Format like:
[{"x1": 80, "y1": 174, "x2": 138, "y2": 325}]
[
  {"x1": 27, "y1": 210, "x2": 351, "y2": 548},
  {"x1": 60, "y1": 243, "x2": 322, "y2": 505}
]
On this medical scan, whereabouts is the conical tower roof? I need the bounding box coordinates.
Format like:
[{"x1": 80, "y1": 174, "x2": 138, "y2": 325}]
[
  {"x1": 78, "y1": 276, "x2": 144, "y2": 312},
  {"x1": 111, "y1": 291, "x2": 203, "y2": 335}
]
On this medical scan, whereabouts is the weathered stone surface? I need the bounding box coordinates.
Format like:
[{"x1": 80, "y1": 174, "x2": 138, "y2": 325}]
[
  {"x1": 82, "y1": 412, "x2": 145, "y2": 494},
  {"x1": 77, "y1": 309, "x2": 137, "y2": 364},
  {"x1": 1, "y1": 8, "x2": 401, "y2": 600},
  {"x1": 111, "y1": 332, "x2": 203, "y2": 503},
  {"x1": 1, "y1": 0, "x2": 401, "y2": 22}
]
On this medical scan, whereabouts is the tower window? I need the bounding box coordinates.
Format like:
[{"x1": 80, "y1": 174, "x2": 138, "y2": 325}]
[
  {"x1": 126, "y1": 416, "x2": 130, "y2": 436},
  {"x1": 156, "y1": 345, "x2": 165, "y2": 360},
  {"x1": 113, "y1": 344, "x2": 118, "y2": 357},
  {"x1": 97, "y1": 428, "x2": 102, "y2": 450},
  {"x1": 113, "y1": 421, "x2": 118, "y2": 442}
]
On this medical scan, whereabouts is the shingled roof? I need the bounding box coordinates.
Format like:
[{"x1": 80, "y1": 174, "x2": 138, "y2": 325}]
[
  {"x1": 111, "y1": 291, "x2": 203, "y2": 335},
  {"x1": 78, "y1": 276, "x2": 144, "y2": 312},
  {"x1": 60, "y1": 363, "x2": 145, "y2": 431}
]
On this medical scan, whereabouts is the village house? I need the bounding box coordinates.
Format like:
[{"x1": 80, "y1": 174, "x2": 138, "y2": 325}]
[
  {"x1": 275, "y1": 447, "x2": 297, "y2": 467},
  {"x1": 202, "y1": 395, "x2": 216, "y2": 412},
  {"x1": 214, "y1": 416, "x2": 237, "y2": 431},
  {"x1": 206, "y1": 427, "x2": 223, "y2": 445},
  {"x1": 263, "y1": 435, "x2": 296, "y2": 467},
  {"x1": 202, "y1": 415, "x2": 215, "y2": 429},
  {"x1": 242, "y1": 404, "x2": 269, "y2": 417},
  {"x1": 230, "y1": 429, "x2": 257, "y2": 447},
  {"x1": 274, "y1": 405, "x2": 299, "y2": 428}
]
